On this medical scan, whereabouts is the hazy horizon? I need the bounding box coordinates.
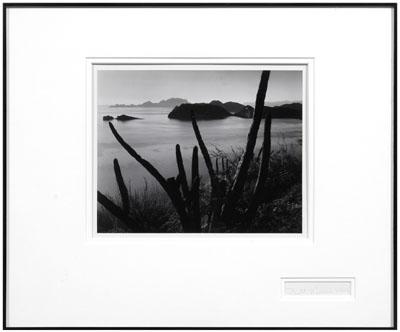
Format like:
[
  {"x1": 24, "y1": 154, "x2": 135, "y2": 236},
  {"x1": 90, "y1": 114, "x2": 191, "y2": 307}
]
[
  {"x1": 99, "y1": 98, "x2": 303, "y2": 107},
  {"x1": 97, "y1": 70, "x2": 302, "y2": 106}
]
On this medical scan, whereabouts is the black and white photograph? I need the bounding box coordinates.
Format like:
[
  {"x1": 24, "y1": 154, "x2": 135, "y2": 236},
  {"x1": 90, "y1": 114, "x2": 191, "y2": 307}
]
[{"x1": 97, "y1": 68, "x2": 303, "y2": 233}]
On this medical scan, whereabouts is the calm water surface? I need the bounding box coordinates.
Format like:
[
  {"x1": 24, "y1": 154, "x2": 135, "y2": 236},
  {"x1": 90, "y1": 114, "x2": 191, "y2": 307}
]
[{"x1": 98, "y1": 106, "x2": 302, "y2": 196}]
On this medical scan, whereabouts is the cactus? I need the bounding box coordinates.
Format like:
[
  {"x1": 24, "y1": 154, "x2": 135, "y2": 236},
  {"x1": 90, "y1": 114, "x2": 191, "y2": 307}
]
[
  {"x1": 245, "y1": 108, "x2": 272, "y2": 221},
  {"x1": 98, "y1": 70, "x2": 272, "y2": 232},
  {"x1": 99, "y1": 124, "x2": 201, "y2": 232},
  {"x1": 219, "y1": 71, "x2": 270, "y2": 223}
]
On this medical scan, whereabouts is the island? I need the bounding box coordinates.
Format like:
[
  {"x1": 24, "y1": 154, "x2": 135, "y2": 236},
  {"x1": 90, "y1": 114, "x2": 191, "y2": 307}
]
[
  {"x1": 116, "y1": 114, "x2": 142, "y2": 121},
  {"x1": 235, "y1": 103, "x2": 302, "y2": 119},
  {"x1": 168, "y1": 101, "x2": 302, "y2": 120},
  {"x1": 167, "y1": 103, "x2": 231, "y2": 120}
]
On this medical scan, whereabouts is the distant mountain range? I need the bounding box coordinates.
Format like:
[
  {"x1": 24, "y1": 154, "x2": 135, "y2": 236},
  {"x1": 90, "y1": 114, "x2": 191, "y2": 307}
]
[
  {"x1": 110, "y1": 98, "x2": 299, "y2": 109},
  {"x1": 168, "y1": 101, "x2": 302, "y2": 120},
  {"x1": 110, "y1": 98, "x2": 188, "y2": 108},
  {"x1": 244, "y1": 100, "x2": 302, "y2": 107}
]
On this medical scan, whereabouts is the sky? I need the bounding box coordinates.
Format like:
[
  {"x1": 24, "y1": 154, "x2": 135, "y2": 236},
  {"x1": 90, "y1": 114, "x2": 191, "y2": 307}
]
[{"x1": 97, "y1": 70, "x2": 302, "y2": 105}]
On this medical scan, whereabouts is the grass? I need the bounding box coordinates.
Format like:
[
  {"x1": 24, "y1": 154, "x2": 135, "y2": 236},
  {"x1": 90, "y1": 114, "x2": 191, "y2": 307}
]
[
  {"x1": 98, "y1": 144, "x2": 302, "y2": 233},
  {"x1": 98, "y1": 184, "x2": 178, "y2": 233}
]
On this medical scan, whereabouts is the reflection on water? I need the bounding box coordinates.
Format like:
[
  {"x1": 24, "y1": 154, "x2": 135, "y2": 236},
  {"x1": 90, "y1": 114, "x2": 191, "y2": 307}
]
[{"x1": 98, "y1": 106, "x2": 302, "y2": 196}]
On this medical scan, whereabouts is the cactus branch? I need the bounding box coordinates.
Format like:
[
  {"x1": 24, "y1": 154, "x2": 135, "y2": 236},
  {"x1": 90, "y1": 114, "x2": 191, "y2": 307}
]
[
  {"x1": 97, "y1": 191, "x2": 136, "y2": 230},
  {"x1": 190, "y1": 110, "x2": 217, "y2": 187},
  {"x1": 113, "y1": 158, "x2": 130, "y2": 214},
  {"x1": 245, "y1": 109, "x2": 272, "y2": 220},
  {"x1": 165, "y1": 177, "x2": 193, "y2": 231},
  {"x1": 221, "y1": 71, "x2": 270, "y2": 222},
  {"x1": 109, "y1": 122, "x2": 170, "y2": 193},
  {"x1": 175, "y1": 144, "x2": 190, "y2": 197},
  {"x1": 191, "y1": 146, "x2": 201, "y2": 231}
]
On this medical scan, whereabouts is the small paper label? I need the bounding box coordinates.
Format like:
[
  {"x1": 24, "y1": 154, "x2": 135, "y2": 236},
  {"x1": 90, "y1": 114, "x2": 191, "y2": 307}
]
[{"x1": 282, "y1": 278, "x2": 354, "y2": 299}]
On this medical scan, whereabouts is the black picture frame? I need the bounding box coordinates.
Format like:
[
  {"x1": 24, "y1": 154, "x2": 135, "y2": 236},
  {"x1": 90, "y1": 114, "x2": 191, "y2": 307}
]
[{"x1": 3, "y1": 2, "x2": 397, "y2": 330}]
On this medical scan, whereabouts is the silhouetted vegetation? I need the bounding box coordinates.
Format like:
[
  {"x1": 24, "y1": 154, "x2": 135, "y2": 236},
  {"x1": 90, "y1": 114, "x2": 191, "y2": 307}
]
[{"x1": 98, "y1": 144, "x2": 302, "y2": 233}]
